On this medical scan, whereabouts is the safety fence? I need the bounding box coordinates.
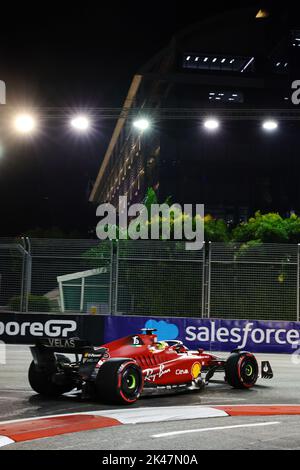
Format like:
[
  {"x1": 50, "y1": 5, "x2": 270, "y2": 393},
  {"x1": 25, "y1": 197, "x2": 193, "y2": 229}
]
[{"x1": 0, "y1": 238, "x2": 299, "y2": 321}]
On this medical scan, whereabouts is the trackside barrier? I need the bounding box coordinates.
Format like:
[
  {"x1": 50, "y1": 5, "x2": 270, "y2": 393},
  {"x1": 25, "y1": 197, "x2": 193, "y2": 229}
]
[
  {"x1": 0, "y1": 312, "x2": 104, "y2": 345},
  {"x1": 0, "y1": 312, "x2": 300, "y2": 354},
  {"x1": 104, "y1": 315, "x2": 300, "y2": 354}
]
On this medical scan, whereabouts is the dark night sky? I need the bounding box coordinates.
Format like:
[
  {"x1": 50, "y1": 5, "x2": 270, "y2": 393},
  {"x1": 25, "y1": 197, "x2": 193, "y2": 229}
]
[{"x1": 0, "y1": 0, "x2": 280, "y2": 237}]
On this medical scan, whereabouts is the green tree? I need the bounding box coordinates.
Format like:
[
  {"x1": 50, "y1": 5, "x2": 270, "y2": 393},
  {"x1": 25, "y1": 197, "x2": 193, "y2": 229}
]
[
  {"x1": 204, "y1": 215, "x2": 230, "y2": 242},
  {"x1": 232, "y1": 211, "x2": 289, "y2": 243}
]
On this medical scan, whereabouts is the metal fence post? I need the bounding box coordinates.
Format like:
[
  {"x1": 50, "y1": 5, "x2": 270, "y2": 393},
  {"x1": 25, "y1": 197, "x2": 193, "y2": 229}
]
[
  {"x1": 23, "y1": 237, "x2": 32, "y2": 313},
  {"x1": 297, "y1": 244, "x2": 300, "y2": 322},
  {"x1": 114, "y1": 241, "x2": 119, "y2": 315},
  {"x1": 201, "y1": 242, "x2": 206, "y2": 318},
  {"x1": 20, "y1": 241, "x2": 26, "y2": 312},
  {"x1": 108, "y1": 241, "x2": 113, "y2": 315}
]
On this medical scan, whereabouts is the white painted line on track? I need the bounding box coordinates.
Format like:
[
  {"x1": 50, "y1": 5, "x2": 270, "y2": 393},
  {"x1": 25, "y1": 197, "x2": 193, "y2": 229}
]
[
  {"x1": 152, "y1": 421, "x2": 281, "y2": 438},
  {"x1": 0, "y1": 435, "x2": 15, "y2": 448},
  {"x1": 199, "y1": 398, "x2": 246, "y2": 403},
  {"x1": 0, "y1": 396, "x2": 31, "y2": 401}
]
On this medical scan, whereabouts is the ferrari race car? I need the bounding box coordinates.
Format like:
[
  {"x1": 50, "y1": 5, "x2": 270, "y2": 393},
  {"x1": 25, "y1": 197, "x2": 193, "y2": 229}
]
[{"x1": 28, "y1": 329, "x2": 273, "y2": 405}]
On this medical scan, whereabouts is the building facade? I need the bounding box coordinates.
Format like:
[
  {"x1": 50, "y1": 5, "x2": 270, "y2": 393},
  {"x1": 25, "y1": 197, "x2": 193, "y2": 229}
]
[{"x1": 90, "y1": 6, "x2": 300, "y2": 223}]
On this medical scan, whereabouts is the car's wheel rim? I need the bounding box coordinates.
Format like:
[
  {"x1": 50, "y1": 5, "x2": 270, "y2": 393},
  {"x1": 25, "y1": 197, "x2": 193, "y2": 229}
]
[
  {"x1": 240, "y1": 358, "x2": 258, "y2": 385},
  {"x1": 126, "y1": 373, "x2": 137, "y2": 390}
]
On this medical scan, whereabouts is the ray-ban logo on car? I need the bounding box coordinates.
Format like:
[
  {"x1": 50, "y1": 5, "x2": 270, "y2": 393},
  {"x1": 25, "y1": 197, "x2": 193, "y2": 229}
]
[{"x1": 0, "y1": 320, "x2": 77, "y2": 338}]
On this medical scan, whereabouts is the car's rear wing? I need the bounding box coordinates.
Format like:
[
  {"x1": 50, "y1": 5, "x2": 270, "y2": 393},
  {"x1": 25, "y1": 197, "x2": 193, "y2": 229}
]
[{"x1": 30, "y1": 337, "x2": 107, "y2": 371}]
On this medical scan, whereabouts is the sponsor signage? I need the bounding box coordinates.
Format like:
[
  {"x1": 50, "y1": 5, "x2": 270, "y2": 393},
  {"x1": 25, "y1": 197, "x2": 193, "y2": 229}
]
[
  {"x1": 104, "y1": 316, "x2": 300, "y2": 354},
  {"x1": 1, "y1": 312, "x2": 300, "y2": 353},
  {"x1": 0, "y1": 312, "x2": 104, "y2": 344}
]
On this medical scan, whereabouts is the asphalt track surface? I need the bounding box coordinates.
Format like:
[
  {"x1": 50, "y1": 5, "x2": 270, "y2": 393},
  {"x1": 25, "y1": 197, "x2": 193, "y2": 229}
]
[{"x1": 1, "y1": 345, "x2": 300, "y2": 450}]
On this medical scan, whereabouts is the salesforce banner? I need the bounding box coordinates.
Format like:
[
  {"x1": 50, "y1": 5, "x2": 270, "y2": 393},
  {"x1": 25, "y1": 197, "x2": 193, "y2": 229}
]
[
  {"x1": 105, "y1": 316, "x2": 300, "y2": 354},
  {"x1": 1, "y1": 312, "x2": 300, "y2": 353}
]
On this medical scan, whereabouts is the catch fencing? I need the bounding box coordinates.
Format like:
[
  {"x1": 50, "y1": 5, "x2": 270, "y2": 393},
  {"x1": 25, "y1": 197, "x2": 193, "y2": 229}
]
[{"x1": 0, "y1": 238, "x2": 299, "y2": 321}]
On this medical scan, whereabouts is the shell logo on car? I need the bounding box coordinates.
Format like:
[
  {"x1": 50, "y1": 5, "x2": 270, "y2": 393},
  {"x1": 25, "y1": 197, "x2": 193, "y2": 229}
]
[{"x1": 191, "y1": 362, "x2": 201, "y2": 378}]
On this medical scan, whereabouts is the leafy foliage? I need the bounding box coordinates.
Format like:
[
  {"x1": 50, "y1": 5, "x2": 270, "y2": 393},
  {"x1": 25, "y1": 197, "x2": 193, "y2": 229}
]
[
  {"x1": 232, "y1": 211, "x2": 300, "y2": 244},
  {"x1": 204, "y1": 215, "x2": 230, "y2": 242}
]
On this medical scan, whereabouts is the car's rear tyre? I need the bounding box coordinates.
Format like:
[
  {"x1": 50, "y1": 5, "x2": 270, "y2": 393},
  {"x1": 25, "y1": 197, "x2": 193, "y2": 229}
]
[
  {"x1": 225, "y1": 352, "x2": 258, "y2": 389},
  {"x1": 96, "y1": 358, "x2": 143, "y2": 405},
  {"x1": 28, "y1": 356, "x2": 74, "y2": 398}
]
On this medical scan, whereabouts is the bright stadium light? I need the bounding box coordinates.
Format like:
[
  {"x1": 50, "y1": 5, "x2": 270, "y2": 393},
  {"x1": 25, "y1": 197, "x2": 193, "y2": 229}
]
[
  {"x1": 70, "y1": 115, "x2": 91, "y2": 132},
  {"x1": 14, "y1": 113, "x2": 37, "y2": 134},
  {"x1": 203, "y1": 118, "x2": 220, "y2": 131},
  {"x1": 262, "y1": 120, "x2": 278, "y2": 131},
  {"x1": 133, "y1": 118, "x2": 151, "y2": 131}
]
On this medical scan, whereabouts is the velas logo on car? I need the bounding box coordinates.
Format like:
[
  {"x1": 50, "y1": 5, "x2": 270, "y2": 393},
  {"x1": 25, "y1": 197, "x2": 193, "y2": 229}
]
[
  {"x1": 46, "y1": 338, "x2": 76, "y2": 348},
  {"x1": 0, "y1": 320, "x2": 77, "y2": 338}
]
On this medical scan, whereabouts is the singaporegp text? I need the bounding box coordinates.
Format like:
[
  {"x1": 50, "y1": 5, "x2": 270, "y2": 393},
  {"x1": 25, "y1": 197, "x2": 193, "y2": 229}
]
[{"x1": 0, "y1": 320, "x2": 77, "y2": 337}]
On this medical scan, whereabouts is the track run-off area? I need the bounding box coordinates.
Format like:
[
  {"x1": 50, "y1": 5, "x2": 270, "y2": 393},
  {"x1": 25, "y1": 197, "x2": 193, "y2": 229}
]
[{"x1": 1, "y1": 345, "x2": 300, "y2": 450}]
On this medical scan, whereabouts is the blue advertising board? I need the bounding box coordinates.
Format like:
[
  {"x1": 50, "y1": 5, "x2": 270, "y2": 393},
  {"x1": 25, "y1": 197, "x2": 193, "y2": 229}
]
[
  {"x1": 104, "y1": 316, "x2": 300, "y2": 354},
  {"x1": 2, "y1": 312, "x2": 300, "y2": 354}
]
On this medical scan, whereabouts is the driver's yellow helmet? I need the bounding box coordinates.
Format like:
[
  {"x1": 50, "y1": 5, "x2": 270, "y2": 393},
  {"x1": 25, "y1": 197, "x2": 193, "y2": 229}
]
[{"x1": 156, "y1": 341, "x2": 168, "y2": 350}]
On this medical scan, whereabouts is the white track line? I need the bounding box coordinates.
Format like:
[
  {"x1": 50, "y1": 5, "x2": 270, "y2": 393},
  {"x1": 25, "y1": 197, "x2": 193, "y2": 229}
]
[{"x1": 152, "y1": 421, "x2": 280, "y2": 438}]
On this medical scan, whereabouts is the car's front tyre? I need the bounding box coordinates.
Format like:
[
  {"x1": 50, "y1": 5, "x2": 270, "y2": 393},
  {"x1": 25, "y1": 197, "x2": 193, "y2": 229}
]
[{"x1": 225, "y1": 351, "x2": 258, "y2": 389}]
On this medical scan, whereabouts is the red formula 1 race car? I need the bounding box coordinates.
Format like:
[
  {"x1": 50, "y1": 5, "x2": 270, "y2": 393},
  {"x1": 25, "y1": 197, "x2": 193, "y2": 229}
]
[{"x1": 28, "y1": 329, "x2": 273, "y2": 405}]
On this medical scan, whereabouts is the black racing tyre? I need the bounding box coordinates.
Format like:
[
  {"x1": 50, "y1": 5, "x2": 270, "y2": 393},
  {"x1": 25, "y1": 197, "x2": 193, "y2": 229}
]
[
  {"x1": 28, "y1": 358, "x2": 74, "y2": 398},
  {"x1": 225, "y1": 352, "x2": 258, "y2": 389},
  {"x1": 96, "y1": 358, "x2": 143, "y2": 405}
]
